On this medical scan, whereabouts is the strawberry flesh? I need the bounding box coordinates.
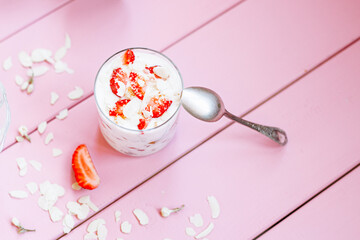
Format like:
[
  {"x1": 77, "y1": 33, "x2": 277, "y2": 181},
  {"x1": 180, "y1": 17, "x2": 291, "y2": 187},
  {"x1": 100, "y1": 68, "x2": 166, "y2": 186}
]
[
  {"x1": 110, "y1": 67, "x2": 127, "y2": 97},
  {"x1": 109, "y1": 99, "x2": 131, "y2": 118},
  {"x1": 146, "y1": 96, "x2": 172, "y2": 118},
  {"x1": 123, "y1": 49, "x2": 135, "y2": 65},
  {"x1": 72, "y1": 144, "x2": 100, "y2": 190},
  {"x1": 129, "y1": 72, "x2": 146, "y2": 100}
]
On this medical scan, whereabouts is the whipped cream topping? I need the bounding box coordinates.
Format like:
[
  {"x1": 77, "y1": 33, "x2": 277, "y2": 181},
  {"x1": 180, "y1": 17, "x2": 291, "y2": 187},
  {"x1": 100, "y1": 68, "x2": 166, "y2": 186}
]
[{"x1": 95, "y1": 49, "x2": 182, "y2": 130}]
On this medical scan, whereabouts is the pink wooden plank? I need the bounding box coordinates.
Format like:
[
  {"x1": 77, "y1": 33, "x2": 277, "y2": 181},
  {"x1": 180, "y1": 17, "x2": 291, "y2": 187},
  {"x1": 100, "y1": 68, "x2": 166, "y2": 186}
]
[
  {"x1": 0, "y1": 0, "x2": 239, "y2": 149},
  {"x1": 61, "y1": 40, "x2": 360, "y2": 239},
  {"x1": 260, "y1": 166, "x2": 360, "y2": 239},
  {"x1": 0, "y1": 0, "x2": 71, "y2": 42}
]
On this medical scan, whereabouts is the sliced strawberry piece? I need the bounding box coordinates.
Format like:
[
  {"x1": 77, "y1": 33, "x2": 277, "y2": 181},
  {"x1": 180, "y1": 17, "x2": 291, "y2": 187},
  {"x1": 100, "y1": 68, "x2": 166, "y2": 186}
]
[
  {"x1": 137, "y1": 118, "x2": 151, "y2": 130},
  {"x1": 123, "y1": 49, "x2": 135, "y2": 65},
  {"x1": 72, "y1": 144, "x2": 100, "y2": 190},
  {"x1": 129, "y1": 72, "x2": 146, "y2": 100},
  {"x1": 145, "y1": 96, "x2": 172, "y2": 118},
  {"x1": 110, "y1": 67, "x2": 127, "y2": 97},
  {"x1": 145, "y1": 65, "x2": 161, "y2": 78},
  {"x1": 109, "y1": 99, "x2": 131, "y2": 118}
]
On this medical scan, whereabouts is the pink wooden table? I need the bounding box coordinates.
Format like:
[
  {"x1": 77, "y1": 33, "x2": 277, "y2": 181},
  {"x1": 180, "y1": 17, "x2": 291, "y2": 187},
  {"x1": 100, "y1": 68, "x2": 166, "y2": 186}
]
[{"x1": 1, "y1": 0, "x2": 360, "y2": 239}]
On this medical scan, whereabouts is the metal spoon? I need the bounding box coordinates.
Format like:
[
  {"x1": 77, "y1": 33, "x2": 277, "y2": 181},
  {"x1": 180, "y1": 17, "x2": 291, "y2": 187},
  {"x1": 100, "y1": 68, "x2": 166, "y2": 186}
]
[{"x1": 181, "y1": 87, "x2": 288, "y2": 145}]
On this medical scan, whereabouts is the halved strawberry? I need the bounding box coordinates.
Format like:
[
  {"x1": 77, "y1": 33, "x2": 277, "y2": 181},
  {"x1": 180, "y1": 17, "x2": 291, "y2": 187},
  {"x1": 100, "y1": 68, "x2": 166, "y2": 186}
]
[
  {"x1": 72, "y1": 144, "x2": 100, "y2": 190},
  {"x1": 109, "y1": 99, "x2": 131, "y2": 118},
  {"x1": 145, "y1": 65, "x2": 161, "y2": 78},
  {"x1": 145, "y1": 96, "x2": 172, "y2": 118},
  {"x1": 123, "y1": 49, "x2": 135, "y2": 65},
  {"x1": 110, "y1": 67, "x2": 127, "y2": 97},
  {"x1": 129, "y1": 72, "x2": 146, "y2": 100}
]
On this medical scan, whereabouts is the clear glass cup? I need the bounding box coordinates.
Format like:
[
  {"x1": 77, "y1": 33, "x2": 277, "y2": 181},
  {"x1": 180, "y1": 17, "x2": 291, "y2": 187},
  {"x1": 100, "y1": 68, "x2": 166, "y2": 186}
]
[
  {"x1": 0, "y1": 81, "x2": 11, "y2": 152},
  {"x1": 94, "y1": 48, "x2": 183, "y2": 156}
]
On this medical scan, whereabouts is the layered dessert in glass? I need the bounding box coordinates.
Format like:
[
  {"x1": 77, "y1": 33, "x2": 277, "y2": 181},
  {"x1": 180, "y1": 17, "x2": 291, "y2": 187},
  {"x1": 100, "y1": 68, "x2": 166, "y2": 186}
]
[{"x1": 94, "y1": 48, "x2": 183, "y2": 156}]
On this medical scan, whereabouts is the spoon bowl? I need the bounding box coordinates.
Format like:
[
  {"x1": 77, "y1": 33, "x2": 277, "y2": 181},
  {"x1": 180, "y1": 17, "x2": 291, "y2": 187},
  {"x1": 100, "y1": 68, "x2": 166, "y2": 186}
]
[{"x1": 181, "y1": 87, "x2": 288, "y2": 145}]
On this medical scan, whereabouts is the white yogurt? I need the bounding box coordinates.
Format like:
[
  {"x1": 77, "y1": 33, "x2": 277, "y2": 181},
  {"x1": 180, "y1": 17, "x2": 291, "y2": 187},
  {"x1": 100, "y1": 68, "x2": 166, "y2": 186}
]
[{"x1": 94, "y1": 48, "x2": 183, "y2": 156}]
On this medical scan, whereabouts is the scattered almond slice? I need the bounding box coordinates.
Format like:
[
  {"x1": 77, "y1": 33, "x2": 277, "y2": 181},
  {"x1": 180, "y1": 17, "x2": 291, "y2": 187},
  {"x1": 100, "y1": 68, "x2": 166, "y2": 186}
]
[
  {"x1": 16, "y1": 157, "x2": 27, "y2": 170},
  {"x1": 185, "y1": 227, "x2": 196, "y2": 237},
  {"x1": 120, "y1": 221, "x2": 132, "y2": 234},
  {"x1": 68, "y1": 86, "x2": 84, "y2": 100},
  {"x1": 15, "y1": 75, "x2": 24, "y2": 86},
  {"x1": 87, "y1": 201, "x2": 99, "y2": 212},
  {"x1": 45, "y1": 132, "x2": 54, "y2": 145},
  {"x1": 65, "y1": 33, "x2": 71, "y2": 49},
  {"x1": 78, "y1": 195, "x2": 90, "y2": 204},
  {"x1": 63, "y1": 214, "x2": 75, "y2": 233},
  {"x1": 26, "y1": 182, "x2": 38, "y2": 194},
  {"x1": 63, "y1": 226, "x2": 72, "y2": 234},
  {"x1": 9, "y1": 190, "x2": 28, "y2": 199},
  {"x1": 38, "y1": 121, "x2": 47, "y2": 134},
  {"x1": 54, "y1": 60, "x2": 69, "y2": 73},
  {"x1": 133, "y1": 208, "x2": 149, "y2": 226},
  {"x1": 67, "y1": 201, "x2": 81, "y2": 215},
  {"x1": 72, "y1": 182, "x2": 82, "y2": 190},
  {"x1": 97, "y1": 224, "x2": 108, "y2": 240},
  {"x1": 52, "y1": 148, "x2": 63, "y2": 157},
  {"x1": 19, "y1": 167, "x2": 28, "y2": 177},
  {"x1": 29, "y1": 160, "x2": 42, "y2": 171},
  {"x1": 84, "y1": 232, "x2": 98, "y2": 240},
  {"x1": 87, "y1": 219, "x2": 106, "y2": 233},
  {"x1": 27, "y1": 83, "x2": 34, "y2": 94},
  {"x1": 18, "y1": 51, "x2": 32, "y2": 67},
  {"x1": 15, "y1": 136, "x2": 24, "y2": 142},
  {"x1": 195, "y1": 222, "x2": 214, "y2": 239},
  {"x1": 31, "y1": 49, "x2": 52, "y2": 63},
  {"x1": 77, "y1": 204, "x2": 90, "y2": 220},
  {"x1": 3, "y1": 57, "x2": 12, "y2": 70},
  {"x1": 207, "y1": 196, "x2": 220, "y2": 219},
  {"x1": 56, "y1": 109, "x2": 68, "y2": 120},
  {"x1": 53, "y1": 184, "x2": 65, "y2": 197},
  {"x1": 115, "y1": 210, "x2": 121, "y2": 222},
  {"x1": 49, "y1": 206, "x2": 64, "y2": 222},
  {"x1": 21, "y1": 81, "x2": 29, "y2": 91},
  {"x1": 11, "y1": 217, "x2": 21, "y2": 227},
  {"x1": 38, "y1": 195, "x2": 51, "y2": 210},
  {"x1": 50, "y1": 92, "x2": 59, "y2": 105},
  {"x1": 27, "y1": 65, "x2": 49, "y2": 77},
  {"x1": 55, "y1": 47, "x2": 67, "y2": 61},
  {"x1": 189, "y1": 213, "x2": 204, "y2": 228}
]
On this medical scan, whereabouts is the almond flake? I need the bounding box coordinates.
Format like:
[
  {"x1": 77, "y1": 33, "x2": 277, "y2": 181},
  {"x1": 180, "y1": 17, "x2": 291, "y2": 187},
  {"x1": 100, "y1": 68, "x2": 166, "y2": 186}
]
[
  {"x1": 55, "y1": 47, "x2": 67, "y2": 61},
  {"x1": 49, "y1": 206, "x2": 64, "y2": 222},
  {"x1": 50, "y1": 92, "x2": 59, "y2": 105},
  {"x1": 77, "y1": 204, "x2": 90, "y2": 220},
  {"x1": 72, "y1": 182, "x2": 82, "y2": 190},
  {"x1": 27, "y1": 65, "x2": 49, "y2": 77},
  {"x1": 84, "y1": 232, "x2": 98, "y2": 240},
  {"x1": 207, "y1": 196, "x2": 220, "y2": 219},
  {"x1": 19, "y1": 167, "x2": 28, "y2": 177},
  {"x1": 3, "y1": 57, "x2": 12, "y2": 70},
  {"x1": 29, "y1": 160, "x2": 42, "y2": 171},
  {"x1": 31, "y1": 49, "x2": 52, "y2": 62},
  {"x1": 16, "y1": 157, "x2": 27, "y2": 170},
  {"x1": 189, "y1": 213, "x2": 204, "y2": 228},
  {"x1": 65, "y1": 33, "x2": 71, "y2": 49},
  {"x1": 38, "y1": 121, "x2": 47, "y2": 134},
  {"x1": 68, "y1": 86, "x2": 84, "y2": 100},
  {"x1": 52, "y1": 148, "x2": 63, "y2": 157},
  {"x1": 63, "y1": 226, "x2": 72, "y2": 234},
  {"x1": 26, "y1": 182, "x2": 38, "y2": 194},
  {"x1": 67, "y1": 201, "x2": 81, "y2": 215},
  {"x1": 87, "y1": 219, "x2": 106, "y2": 233},
  {"x1": 115, "y1": 210, "x2": 121, "y2": 222},
  {"x1": 15, "y1": 75, "x2": 24, "y2": 86},
  {"x1": 21, "y1": 81, "x2": 29, "y2": 91},
  {"x1": 54, "y1": 60, "x2": 68, "y2": 73},
  {"x1": 78, "y1": 195, "x2": 90, "y2": 204},
  {"x1": 153, "y1": 66, "x2": 170, "y2": 79},
  {"x1": 186, "y1": 227, "x2": 196, "y2": 237},
  {"x1": 63, "y1": 214, "x2": 75, "y2": 228},
  {"x1": 45, "y1": 132, "x2": 54, "y2": 145},
  {"x1": 38, "y1": 195, "x2": 51, "y2": 210},
  {"x1": 56, "y1": 109, "x2": 68, "y2": 120},
  {"x1": 11, "y1": 217, "x2": 21, "y2": 227},
  {"x1": 15, "y1": 136, "x2": 24, "y2": 142},
  {"x1": 120, "y1": 221, "x2": 132, "y2": 234},
  {"x1": 195, "y1": 222, "x2": 214, "y2": 239},
  {"x1": 39, "y1": 181, "x2": 52, "y2": 195},
  {"x1": 27, "y1": 83, "x2": 34, "y2": 94},
  {"x1": 87, "y1": 201, "x2": 99, "y2": 212},
  {"x1": 53, "y1": 184, "x2": 65, "y2": 197},
  {"x1": 18, "y1": 51, "x2": 32, "y2": 67},
  {"x1": 97, "y1": 224, "x2": 108, "y2": 240},
  {"x1": 133, "y1": 208, "x2": 149, "y2": 226},
  {"x1": 9, "y1": 190, "x2": 28, "y2": 199}
]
